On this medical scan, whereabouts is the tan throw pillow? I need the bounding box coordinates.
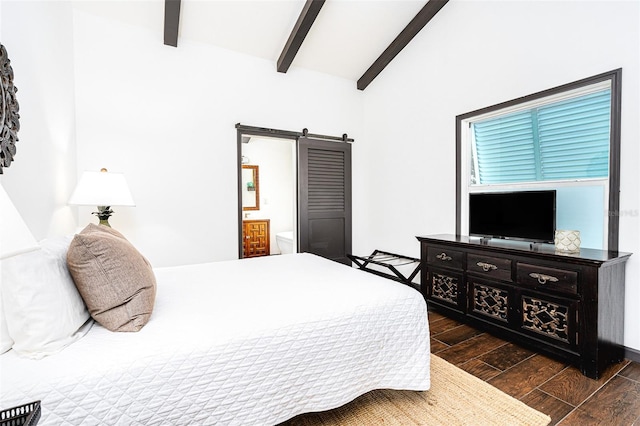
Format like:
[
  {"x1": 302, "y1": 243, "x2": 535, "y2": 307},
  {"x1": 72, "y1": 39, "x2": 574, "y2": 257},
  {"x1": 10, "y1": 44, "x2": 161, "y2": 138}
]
[{"x1": 67, "y1": 224, "x2": 156, "y2": 332}]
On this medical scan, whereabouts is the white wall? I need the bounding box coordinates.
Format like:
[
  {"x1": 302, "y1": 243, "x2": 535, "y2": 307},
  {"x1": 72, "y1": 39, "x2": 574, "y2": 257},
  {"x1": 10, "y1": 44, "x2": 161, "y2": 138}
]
[
  {"x1": 360, "y1": 1, "x2": 640, "y2": 351},
  {"x1": 0, "y1": 1, "x2": 78, "y2": 239},
  {"x1": 70, "y1": 8, "x2": 363, "y2": 267}
]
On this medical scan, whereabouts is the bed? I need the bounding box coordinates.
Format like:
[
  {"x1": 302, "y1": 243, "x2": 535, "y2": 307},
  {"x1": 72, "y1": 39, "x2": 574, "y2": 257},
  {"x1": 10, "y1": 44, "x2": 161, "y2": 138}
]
[{"x1": 0, "y1": 246, "x2": 430, "y2": 425}]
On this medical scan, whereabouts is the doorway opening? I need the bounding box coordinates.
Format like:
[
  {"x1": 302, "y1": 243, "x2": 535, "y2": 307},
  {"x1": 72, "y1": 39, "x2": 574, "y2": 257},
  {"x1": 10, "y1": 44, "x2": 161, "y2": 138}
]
[
  {"x1": 240, "y1": 134, "x2": 297, "y2": 258},
  {"x1": 236, "y1": 124, "x2": 353, "y2": 264}
]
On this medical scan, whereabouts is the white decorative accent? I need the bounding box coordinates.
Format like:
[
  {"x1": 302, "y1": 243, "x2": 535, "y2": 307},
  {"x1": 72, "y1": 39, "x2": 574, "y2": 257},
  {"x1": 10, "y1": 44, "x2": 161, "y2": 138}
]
[
  {"x1": 0, "y1": 185, "x2": 39, "y2": 259},
  {"x1": 555, "y1": 230, "x2": 581, "y2": 253},
  {"x1": 276, "y1": 230, "x2": 294, "y2": 254},
  {"x1": 68, "y1": 170, "x2": 135, "y2": 207}
]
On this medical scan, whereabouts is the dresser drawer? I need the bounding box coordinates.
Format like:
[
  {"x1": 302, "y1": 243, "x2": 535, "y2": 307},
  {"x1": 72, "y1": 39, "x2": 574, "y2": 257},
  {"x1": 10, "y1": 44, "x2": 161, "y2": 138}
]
[
  {"x1": 467, "y1": 254, "x2": 512, "y2": 282},
  {"x1": 517, "y1": 263, "x2": 578, "y2": 295},
  {"x1": 427, "y1": 247, "x2": 464, "y2": 270}
]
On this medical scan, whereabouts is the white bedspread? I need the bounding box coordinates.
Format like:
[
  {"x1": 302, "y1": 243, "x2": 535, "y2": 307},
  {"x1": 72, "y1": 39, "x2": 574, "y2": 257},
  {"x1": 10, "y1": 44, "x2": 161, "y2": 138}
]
[{"x1": 0, "y1": 253, "x2": 430, "y2": 425}]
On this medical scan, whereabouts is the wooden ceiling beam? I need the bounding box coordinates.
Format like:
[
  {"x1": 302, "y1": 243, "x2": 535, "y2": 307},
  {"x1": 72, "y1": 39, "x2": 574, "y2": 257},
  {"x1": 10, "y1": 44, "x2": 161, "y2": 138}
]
[
  {"x1": 164, "y1": 0, "x2": 182, "y2": 47},
  {"x1": 277, "y1": 0, "x2": 326, "y2": 73},
  {"x1": 357, "y1": 0, "x2": 449, "y2": 91}
]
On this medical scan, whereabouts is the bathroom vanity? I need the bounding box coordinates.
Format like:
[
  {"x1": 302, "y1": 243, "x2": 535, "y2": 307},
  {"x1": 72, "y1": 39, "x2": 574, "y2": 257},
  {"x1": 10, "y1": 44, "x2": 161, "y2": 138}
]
[{"x1": 242, "y1": 219, "x2": 270, "y2": 258}]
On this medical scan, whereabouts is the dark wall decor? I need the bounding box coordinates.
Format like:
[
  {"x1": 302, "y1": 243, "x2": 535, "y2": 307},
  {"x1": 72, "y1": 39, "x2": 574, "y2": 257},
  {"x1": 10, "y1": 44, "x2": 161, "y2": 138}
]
[{"x1": 0, "y1": 43, "x2": 20, "y2": 174}]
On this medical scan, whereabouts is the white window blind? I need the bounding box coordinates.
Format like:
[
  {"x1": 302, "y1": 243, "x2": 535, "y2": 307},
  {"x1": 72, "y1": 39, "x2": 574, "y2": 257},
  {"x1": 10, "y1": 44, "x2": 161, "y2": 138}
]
[{"x1": 472, "y1": 89, "x2": 611, "y2": 185}]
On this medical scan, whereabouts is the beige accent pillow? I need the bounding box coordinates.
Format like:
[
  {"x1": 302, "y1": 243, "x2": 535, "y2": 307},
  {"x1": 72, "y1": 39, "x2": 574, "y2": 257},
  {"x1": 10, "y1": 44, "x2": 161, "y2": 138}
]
[{"x1": 67, "y1": 224, "x2": 156, "y2": 332}]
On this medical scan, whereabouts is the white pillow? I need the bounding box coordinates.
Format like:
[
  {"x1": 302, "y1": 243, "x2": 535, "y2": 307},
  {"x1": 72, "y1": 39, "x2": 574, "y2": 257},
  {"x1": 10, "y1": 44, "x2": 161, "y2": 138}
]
[
  {"x1": 0, "y1": 270, "x2": 14, "y2": 354},
  {"x1": 1, "y1": 235, "x2": 93, "y2": 359}
]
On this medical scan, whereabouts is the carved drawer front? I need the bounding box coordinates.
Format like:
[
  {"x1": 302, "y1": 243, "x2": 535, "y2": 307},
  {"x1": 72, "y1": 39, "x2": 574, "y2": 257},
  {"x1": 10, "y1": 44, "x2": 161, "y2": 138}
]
[
  {"x1": 427, "y1": 247, "x2": 463, "y2": 270},
  {"x1": 470, "y1": 281, "x2": 509, "y2": 323},
  {"x1": 521, "y1": 294, "x2": 577, "y2": 346},
  {"x1": 467, "y1": 254, "x2": 512, "y2": 282},
  {"x1": 517, "y1": 263, "x2": 578, "y2": 295},
  {"x1": 429, "y1": 271, "x2": 463, "y2": 310}
]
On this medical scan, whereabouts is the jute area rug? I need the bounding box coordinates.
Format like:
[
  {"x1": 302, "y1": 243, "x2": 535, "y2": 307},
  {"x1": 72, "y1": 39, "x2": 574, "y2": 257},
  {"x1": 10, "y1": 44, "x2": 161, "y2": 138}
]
[{"x1": 283, "y1": 355, "x2": 551, "y2": 426}]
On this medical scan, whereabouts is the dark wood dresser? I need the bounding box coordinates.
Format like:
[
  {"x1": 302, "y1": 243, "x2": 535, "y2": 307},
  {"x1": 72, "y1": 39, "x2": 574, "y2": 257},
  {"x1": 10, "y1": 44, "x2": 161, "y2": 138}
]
[
  {"x1": 243, "y1": 219, "x2": 270, "y2": 258},
  {"x1": 417, "y1": 234, "x2": 631, "y2": 379}
]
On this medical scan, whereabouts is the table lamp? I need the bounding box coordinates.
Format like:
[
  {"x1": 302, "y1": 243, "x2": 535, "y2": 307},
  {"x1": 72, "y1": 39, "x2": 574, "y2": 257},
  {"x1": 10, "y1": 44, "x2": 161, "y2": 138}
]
[
  {"x1": 68, "y1": 168, "x2": 135, "y2": 227},
  {"x1": 0, "y1": 185, "x2": 39, "y2": 259}
]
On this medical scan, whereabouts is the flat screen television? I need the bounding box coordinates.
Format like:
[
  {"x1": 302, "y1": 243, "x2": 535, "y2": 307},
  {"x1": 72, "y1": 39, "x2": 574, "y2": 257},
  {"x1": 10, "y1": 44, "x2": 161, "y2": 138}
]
[{"x1": 469, "y1": 190, "x2": 556, "y2": 243}]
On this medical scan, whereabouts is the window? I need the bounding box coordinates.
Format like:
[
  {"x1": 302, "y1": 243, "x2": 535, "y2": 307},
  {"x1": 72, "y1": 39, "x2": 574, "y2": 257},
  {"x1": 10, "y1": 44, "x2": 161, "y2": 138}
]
[
  {"x1": 456, "y1": 69, "x2": 622, "y2": 251},
  {"x1": 471, "y1": 88, "x2": 611, "y2": 185}
]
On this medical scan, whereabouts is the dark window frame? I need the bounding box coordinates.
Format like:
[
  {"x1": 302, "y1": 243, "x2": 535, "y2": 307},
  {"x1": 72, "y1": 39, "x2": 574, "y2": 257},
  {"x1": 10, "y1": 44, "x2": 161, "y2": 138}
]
[{"x1": 455, "y1": 69, "x2": 622, "y2": 251}]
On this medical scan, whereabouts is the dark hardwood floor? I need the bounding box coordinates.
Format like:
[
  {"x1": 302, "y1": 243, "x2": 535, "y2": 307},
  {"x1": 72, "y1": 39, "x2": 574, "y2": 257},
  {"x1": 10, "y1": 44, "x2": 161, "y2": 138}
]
[{"x1": 429, "y1": 309, "x2": 640, "y2": 425}]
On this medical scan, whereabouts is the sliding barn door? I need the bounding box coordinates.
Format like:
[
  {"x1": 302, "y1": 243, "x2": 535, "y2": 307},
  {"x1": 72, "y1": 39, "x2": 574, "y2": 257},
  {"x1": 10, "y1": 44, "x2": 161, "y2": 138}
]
[{"x1": 298, "y1": 137, "x2": 352, "y2": 265}]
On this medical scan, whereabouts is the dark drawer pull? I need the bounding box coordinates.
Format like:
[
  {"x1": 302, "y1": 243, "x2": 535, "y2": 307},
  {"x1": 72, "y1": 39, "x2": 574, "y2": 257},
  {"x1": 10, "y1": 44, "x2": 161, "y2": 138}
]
[
  {"x1": 436, "y1": 252, "x2": 452, "y2": 261},
  {"x1": 476, "y1": 261, "x2": 497, "y2": 272},
  {"x1": 529, "y1": 272, "x2": 559, "y2": 285}
]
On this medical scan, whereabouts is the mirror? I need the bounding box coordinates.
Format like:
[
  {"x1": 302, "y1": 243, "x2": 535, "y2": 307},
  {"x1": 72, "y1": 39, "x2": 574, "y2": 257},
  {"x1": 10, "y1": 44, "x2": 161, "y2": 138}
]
[{"x1": 242, "y1": 165, "x2": 260, "y2": 211}]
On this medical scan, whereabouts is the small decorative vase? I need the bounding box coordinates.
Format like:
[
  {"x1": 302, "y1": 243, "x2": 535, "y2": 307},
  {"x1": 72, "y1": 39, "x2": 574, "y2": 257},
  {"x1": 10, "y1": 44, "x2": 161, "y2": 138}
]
[{"x1": 554, "y1": 230, "x2": 581, "y2": 253}]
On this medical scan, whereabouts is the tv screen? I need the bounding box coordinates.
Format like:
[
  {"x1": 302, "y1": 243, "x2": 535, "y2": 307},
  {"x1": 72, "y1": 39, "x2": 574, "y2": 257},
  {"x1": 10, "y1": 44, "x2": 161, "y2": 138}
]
[{"x1": 469, "y1": 190, "x2": 556, "y2": 243}]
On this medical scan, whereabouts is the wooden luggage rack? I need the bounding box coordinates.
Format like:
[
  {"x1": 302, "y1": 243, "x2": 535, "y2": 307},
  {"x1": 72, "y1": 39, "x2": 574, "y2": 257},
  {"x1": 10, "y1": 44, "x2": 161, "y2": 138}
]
[{"x1": 347, "y1": 250, "x2": 421, "y2": 290}]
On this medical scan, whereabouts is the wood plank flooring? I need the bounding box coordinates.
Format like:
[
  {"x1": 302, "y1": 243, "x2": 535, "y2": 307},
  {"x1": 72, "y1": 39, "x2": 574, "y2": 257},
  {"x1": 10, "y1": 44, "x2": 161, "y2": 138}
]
[{"x1": 429, "y1": 310, "x2": 640, "y2": 425}]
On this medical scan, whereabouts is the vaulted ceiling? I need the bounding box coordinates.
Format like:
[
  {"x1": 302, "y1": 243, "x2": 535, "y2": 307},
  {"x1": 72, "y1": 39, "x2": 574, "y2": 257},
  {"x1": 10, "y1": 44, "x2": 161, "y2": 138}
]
[{"x1": 74, "y1": 0, "x2": 449, "y2": 90}]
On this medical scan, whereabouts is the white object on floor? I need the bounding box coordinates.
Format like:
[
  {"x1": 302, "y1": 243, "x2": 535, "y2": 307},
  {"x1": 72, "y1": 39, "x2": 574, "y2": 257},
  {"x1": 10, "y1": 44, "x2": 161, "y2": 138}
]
[{"x1": 276, "y1": 230, "x2": 294, "y2": 254}]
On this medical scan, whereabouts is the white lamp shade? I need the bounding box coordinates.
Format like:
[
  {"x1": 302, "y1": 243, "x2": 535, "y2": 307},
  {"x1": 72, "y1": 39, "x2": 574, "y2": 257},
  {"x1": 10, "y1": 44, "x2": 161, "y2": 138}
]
[
  {"x1": 69, "y1": 170, "x2": 135, "y2": 207},
  {"x1": 0, "y1": 185, "x2": 39, "y2": 259}
]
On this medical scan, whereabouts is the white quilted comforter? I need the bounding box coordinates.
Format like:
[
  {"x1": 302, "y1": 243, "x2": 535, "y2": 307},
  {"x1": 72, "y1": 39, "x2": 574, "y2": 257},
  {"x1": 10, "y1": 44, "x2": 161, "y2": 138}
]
[{"x1": 0, "y1": 253, "x2": 430, "y2": 425}]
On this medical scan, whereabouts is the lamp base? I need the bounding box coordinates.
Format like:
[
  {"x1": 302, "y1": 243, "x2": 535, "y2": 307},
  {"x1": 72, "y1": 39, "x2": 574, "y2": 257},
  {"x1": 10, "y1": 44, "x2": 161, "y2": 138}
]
[{"x1": 92, "y1": 206, "x2": 113, "y2": 227}]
